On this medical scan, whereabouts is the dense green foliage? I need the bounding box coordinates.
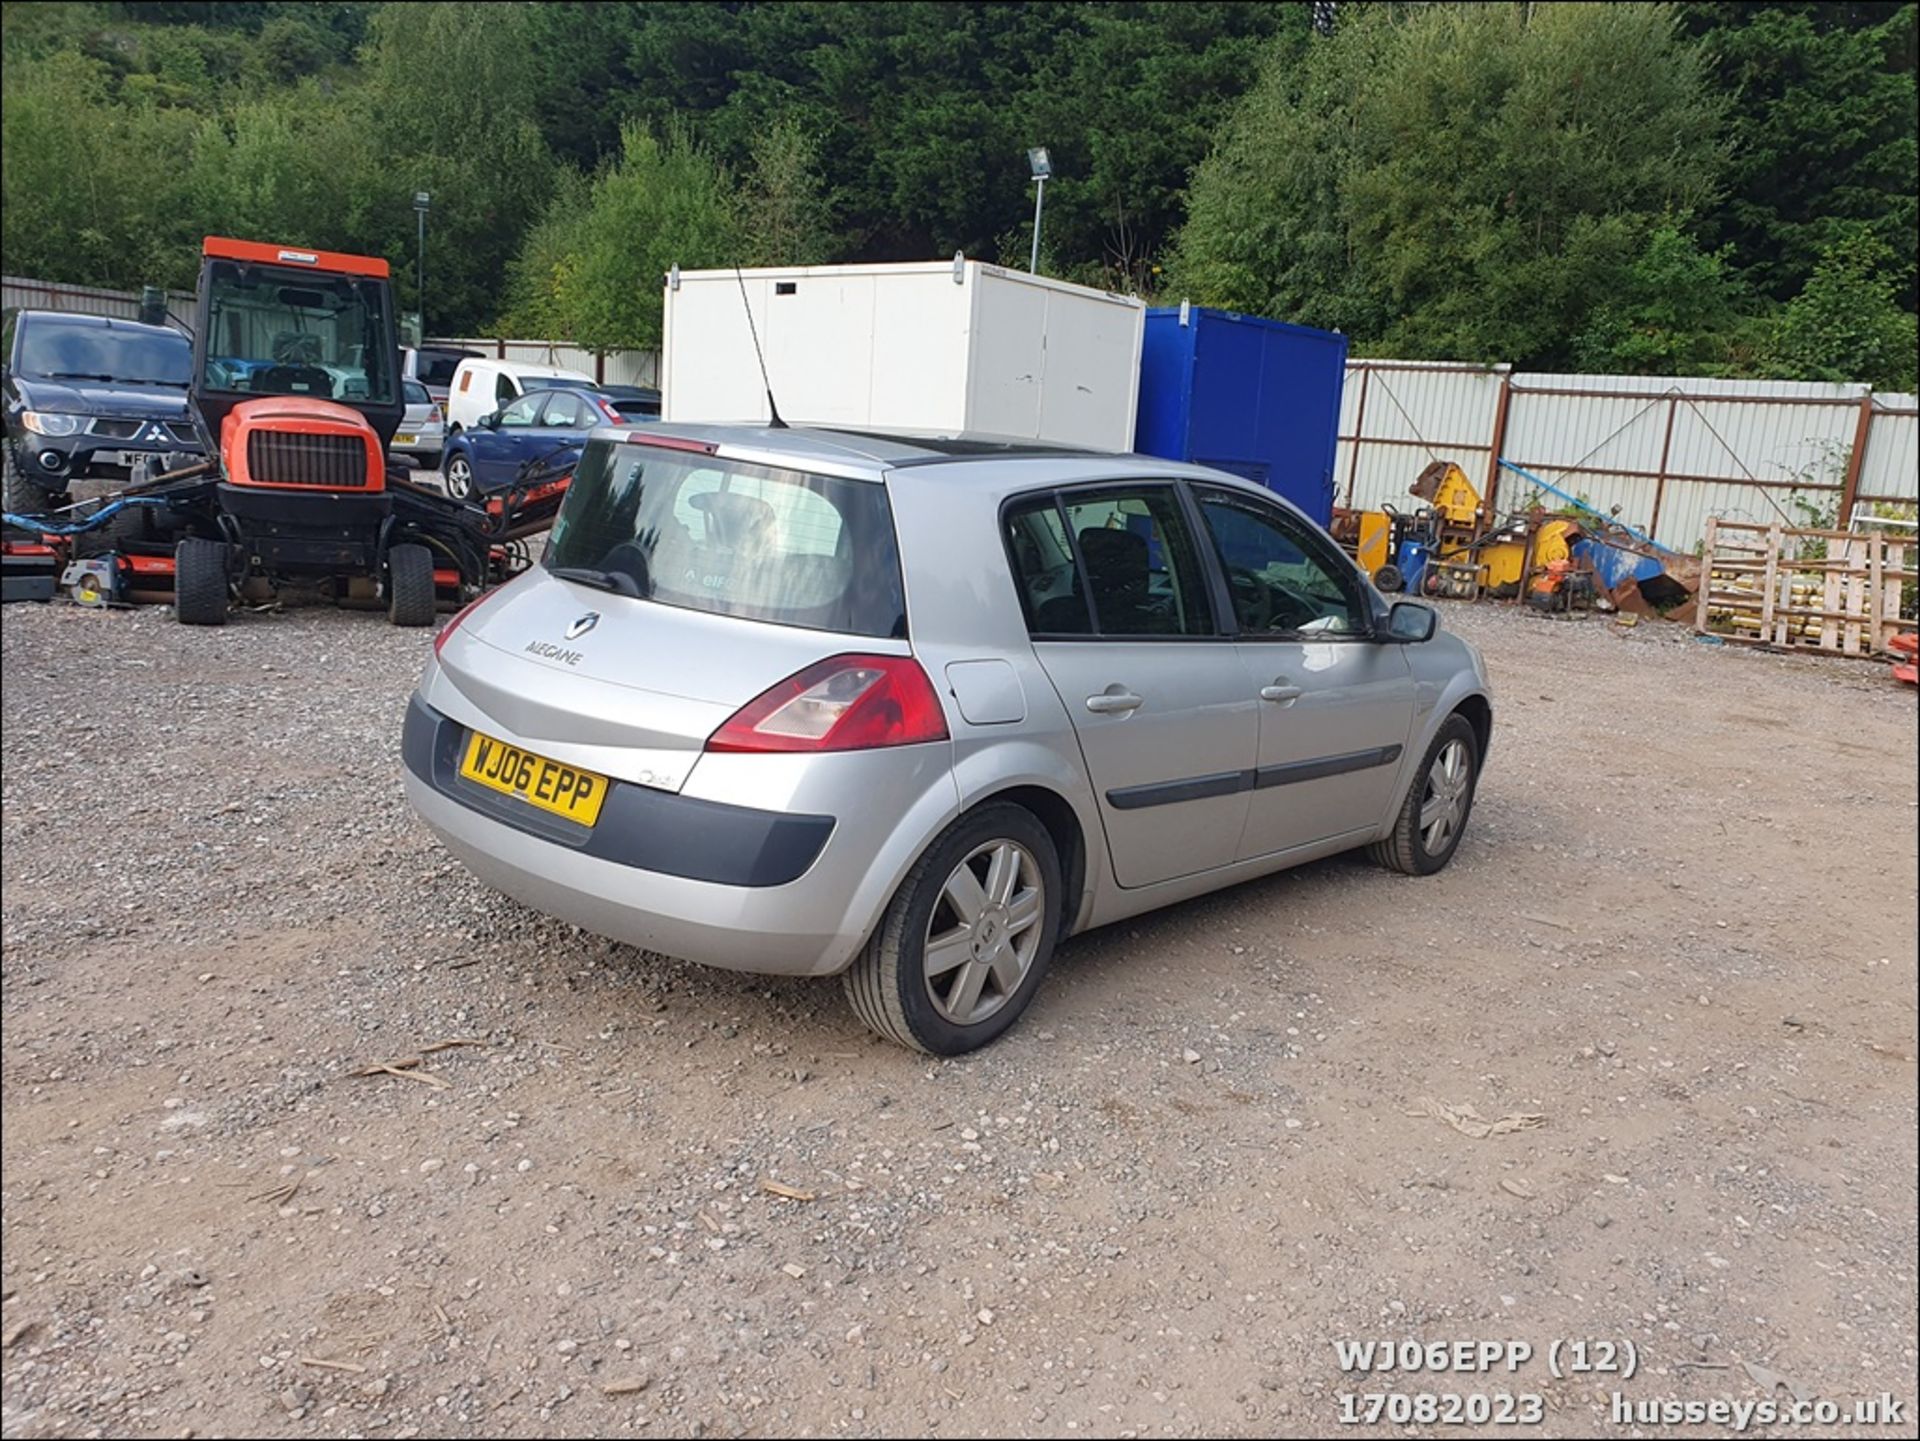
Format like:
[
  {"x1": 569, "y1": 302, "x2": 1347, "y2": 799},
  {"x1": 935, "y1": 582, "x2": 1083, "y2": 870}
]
[{"x1": 2, "y1": 1, "x2": 1913, "y2": 387}]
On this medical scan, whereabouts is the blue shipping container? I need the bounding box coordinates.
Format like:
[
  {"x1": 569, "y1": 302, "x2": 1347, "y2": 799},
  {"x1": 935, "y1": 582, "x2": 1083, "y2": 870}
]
[{"x1": 1134, "y1": 305, "x2": 1348, "y2": 526}]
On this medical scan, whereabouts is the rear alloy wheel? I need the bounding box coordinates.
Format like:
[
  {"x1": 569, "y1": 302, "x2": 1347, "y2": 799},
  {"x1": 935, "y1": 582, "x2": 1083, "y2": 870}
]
[
  {"x1": 443, "y1": 454, "x2": 474, "y2": 500},
  {"x1": 173, "y1": 537, "x2": 231, "y2": 626},
  {"x1": 1369, "y1": 713, "x2": 1479, "y2": 876},
  {"x1": 845, "y1": 803, "x2": 1060, "y2": 1055},
  {"x1": 386, "y1": 542, "x2": 437, "y2": 627}
]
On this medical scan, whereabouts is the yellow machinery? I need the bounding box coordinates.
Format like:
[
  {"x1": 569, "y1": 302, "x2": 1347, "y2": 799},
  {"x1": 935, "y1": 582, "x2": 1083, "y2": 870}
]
[
  {"x1": 1479, "y1": 515, "x2": 1580, "y2": 595},
  {"x1": 1336, "y1": 460, "x2": 1587, "y2": 600},
  {"x1": 1354, "y1": 509, "x2": 1393, "y2": 577},
  {"x1": 1411, "y1": 460, "x2": 1485, "y2": 553}
]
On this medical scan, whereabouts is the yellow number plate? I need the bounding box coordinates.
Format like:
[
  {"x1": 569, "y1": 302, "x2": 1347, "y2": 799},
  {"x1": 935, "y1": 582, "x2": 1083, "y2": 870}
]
[
  {"x1": 459, "y1": 730, "x2": 608, "y2": 827},
  {"x1": 394, "y1": 433, "x2": 417, "y2": 446}
]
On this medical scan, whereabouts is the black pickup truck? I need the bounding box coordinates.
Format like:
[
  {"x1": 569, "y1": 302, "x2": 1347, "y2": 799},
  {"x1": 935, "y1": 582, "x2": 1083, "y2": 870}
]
[{"x1": 2, "y1": 309, "x2": 204, "y2": 514}]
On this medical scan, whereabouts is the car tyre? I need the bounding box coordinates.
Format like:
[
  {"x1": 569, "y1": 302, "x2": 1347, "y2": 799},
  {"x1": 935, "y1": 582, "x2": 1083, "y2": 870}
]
[
  {"x1": 444, "y1": 453, "x2": 474, "y2": 500},
  {"x1": 386, "y1": 542, "x2": 437, "y2": 627},
  {"x1": 173, "y1": 537, "x2": 231, "y2": 626},
  {"x1": 3, "y1": 446, "x2": 67, "y2": 516},
  {"x1": 844, "y1": 802, "x2": 1061, "y2": 1056},
  {"x1": 1369, "y1": 712, "x2": 1479, "y2": 876}
]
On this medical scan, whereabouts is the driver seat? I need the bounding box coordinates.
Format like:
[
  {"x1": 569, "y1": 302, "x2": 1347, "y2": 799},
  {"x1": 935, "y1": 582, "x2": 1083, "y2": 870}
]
[{"x1": 1077, "y1": 526, "x2": 1158, "y2": 634}]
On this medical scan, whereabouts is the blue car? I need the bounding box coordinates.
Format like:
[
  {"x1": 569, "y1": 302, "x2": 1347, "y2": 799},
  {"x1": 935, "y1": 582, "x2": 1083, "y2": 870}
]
[{"x1": 439, "y1": 386, "x2": 640, "y2": 499}]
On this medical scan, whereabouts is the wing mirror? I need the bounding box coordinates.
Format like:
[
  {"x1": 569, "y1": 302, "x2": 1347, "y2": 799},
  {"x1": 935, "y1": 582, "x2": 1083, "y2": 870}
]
[
  {"x1": 481, "y1": 411, "x2": 501, "y2": 429},
  {"x1": 1382, "y1": 600, "x2": 1438, "y2": 643}
]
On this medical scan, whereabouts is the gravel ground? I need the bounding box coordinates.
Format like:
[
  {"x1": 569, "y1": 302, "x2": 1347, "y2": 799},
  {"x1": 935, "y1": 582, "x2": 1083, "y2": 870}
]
[{"x1": 2, "y1": 596, "x2": 1915, "y2": 1439}]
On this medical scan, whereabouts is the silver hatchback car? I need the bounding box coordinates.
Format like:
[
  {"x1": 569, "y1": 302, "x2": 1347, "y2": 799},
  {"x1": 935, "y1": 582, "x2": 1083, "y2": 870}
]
[{"x1": 403, "y1": 427, "x2": 1492, "y2": 1053}]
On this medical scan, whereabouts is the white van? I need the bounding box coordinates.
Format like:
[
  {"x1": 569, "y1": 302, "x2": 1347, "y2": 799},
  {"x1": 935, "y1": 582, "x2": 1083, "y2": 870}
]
[{"x1": 445, "y1": 357, "x2": 595, "y2": 433}]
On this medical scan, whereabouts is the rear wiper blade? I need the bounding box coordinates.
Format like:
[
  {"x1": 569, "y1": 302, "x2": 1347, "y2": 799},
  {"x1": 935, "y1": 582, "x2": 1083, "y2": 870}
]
[{"x1": 550, "y1": 565, "x2": 642, "y2": 598}]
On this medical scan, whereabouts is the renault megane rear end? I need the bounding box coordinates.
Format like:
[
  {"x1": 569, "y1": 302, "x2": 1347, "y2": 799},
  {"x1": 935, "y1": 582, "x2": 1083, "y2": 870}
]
[{"x1": 403, "y1": 425, "x2": 1492, "y2": 1053}]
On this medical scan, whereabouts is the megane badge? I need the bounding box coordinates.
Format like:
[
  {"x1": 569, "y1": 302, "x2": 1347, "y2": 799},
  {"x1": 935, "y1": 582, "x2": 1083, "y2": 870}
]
[{"x1": 565, "y1": 612, "x2": 600, "y2": 640}]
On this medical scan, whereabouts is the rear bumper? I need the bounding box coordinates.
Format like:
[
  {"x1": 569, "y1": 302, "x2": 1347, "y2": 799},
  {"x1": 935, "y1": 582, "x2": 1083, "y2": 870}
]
[{"x1": 402, "y1": 695, "x2": 939, "y2": 977}]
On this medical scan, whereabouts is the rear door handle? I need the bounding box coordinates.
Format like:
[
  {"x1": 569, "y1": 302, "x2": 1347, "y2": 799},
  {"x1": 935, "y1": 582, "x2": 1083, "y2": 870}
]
[
  {"x1": 1085, "y1": 691, "x2": 1144, "y2": 715},
  {"x1": 1260, "y1": 684, "x2": 1304, "y2": 704}
]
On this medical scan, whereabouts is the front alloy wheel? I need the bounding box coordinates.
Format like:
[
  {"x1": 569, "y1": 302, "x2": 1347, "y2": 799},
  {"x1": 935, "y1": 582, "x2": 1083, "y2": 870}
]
[
  {"x1": 1419, "y1": 738, "x2": 1472, "y2": 854},
  {"x1": 1369, "y1": 712, "x2": 1480, "y2": 876}
]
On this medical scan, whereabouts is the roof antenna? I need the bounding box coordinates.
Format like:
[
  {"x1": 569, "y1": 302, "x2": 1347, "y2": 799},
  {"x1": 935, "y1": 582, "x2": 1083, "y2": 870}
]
[{"x1": 734, "y1": 265, "x2": 786, "y2": 429}]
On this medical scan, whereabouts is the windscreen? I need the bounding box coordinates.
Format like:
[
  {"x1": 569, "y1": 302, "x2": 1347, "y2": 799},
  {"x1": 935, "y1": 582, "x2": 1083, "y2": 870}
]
[
  {"x1": 19, "y1": 318, "x2": 190, "y2": 387},
  {"x1": 199, "y1": 259, "x2": 395, "y2": 404},
  {"x1": 545, "y1": 440, "x2": 907, "y2": 638}
]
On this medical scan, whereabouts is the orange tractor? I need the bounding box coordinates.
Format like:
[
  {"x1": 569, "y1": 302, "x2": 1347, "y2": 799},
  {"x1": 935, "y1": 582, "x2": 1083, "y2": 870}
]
[{"x1": 8, "y1": 237, "x2": 557, "y2": 624}]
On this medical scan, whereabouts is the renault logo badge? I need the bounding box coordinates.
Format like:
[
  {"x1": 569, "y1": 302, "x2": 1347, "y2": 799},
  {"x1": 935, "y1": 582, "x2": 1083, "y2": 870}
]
[{"x1": 565, "y1": 612, "x2": 599, "y2": 640}]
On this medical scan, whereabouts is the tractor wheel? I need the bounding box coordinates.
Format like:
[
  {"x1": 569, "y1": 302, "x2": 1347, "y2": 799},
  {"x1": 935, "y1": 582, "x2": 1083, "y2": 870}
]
[
  {"x1": 386, "y1": 542, "x2": 436, "y2": 627},
  {"x1": 1373, "y1": 563, "x2": 1404, "y2": 594},
  {"x1": 174, "y1": 537, "x2": 231, "y2": 626}
]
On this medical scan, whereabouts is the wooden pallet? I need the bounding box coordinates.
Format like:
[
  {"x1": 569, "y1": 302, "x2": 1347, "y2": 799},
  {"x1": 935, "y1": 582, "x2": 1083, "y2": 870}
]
[{"x1": 1697, "y1": 519, "x2": 1916, "y2": 658}]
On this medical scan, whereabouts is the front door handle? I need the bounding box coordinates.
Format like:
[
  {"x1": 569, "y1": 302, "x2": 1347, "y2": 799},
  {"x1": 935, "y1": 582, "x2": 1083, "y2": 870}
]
[
  {"x1": 1260, "y1": 683, "x2": 1304, "y2": 704},
  {"x1": 1085, "y1": 690, "x2": 1144, "y2": 715}
]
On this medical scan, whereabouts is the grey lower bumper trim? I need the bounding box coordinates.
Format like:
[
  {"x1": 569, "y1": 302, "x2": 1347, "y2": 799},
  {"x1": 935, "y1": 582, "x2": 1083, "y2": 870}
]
[{"x1": 402, "y1": 696, "x2": 834, "y2": 887}]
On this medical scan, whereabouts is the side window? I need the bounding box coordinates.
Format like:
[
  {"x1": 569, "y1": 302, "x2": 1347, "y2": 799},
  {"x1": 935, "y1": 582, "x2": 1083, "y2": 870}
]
[
  {"x1": 1194, "y1": 486, "x2": 1367, "y2": 637},
  {"x1": 1005, "y1": 488, "x2": 1215, "y2": 638},
  {"x1": 495, "y1": 372, "x2": 517, "y2": 408},
  {"x1": 1004, "y1": 497, "x2": 1090, "y2": 634},
  {"x1": 541, "y1": 392, "x2": 584, "y2": 428},
  {"x1": 498, "y1": 392, "x2": 543, "y2": 427}
]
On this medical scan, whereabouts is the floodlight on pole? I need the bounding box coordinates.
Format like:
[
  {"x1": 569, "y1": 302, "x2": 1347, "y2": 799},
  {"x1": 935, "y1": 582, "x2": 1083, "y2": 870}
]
[
  {"x1": 1027, "y1": 147, "x2": 1051, "y2": 275},
  {"x1": 413, "y1": 190, "x2": 431, "y2": 334}
]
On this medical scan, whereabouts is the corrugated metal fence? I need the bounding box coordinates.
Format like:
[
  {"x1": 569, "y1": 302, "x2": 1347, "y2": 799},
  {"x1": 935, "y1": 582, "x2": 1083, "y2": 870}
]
[
  {"x1": 3, "y1": 274, "x2": 196, "y2": 328},
  {"x1": 427, "y1": 337, "x2": 660, "y2": 389},
  {"x1": 1338, "y1": 359, "x2": 1918, "y2": 550}
]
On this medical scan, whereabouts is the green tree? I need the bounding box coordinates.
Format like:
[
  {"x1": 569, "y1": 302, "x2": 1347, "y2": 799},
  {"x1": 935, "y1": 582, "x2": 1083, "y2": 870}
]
[
  {"x1": 1571, "y1": 222, "x2": 1762, "y2": 375},
  {"x1": 1172, "y1": 3, "x2": 1728, "y2": 368},
  {"x1": 505, "y1": 124, "x2": 740, "y2": 351},
  {"x1": 738, "y1": 120, "x2": 836, "y2": 266},
  {"x1": 354, "y1": 2, "x2": 557, "y2": 333},
  {"x1": 1768, "y1": 232, "x2": 1919, "y2": 389},
  {"x1": 1679, "y1": 2, "x2": 1918, "y2": 308}
]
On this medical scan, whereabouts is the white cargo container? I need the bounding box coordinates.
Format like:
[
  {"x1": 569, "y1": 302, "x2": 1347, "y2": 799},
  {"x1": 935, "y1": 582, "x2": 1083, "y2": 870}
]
[{"x1": 660, "y1": 259, "x2": 1146, "y2": 451}]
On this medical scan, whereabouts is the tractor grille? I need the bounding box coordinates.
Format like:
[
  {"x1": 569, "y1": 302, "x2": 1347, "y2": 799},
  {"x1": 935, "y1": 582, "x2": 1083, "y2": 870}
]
[{"x1": 244, "y1": 431, "x2": 367, "y2": 488}]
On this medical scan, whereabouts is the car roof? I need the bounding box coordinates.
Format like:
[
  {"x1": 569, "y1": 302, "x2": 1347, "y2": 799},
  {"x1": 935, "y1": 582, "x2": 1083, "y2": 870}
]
[
  {"x1": 16, "y1": 309, "x2": 184, "y2": 340},
  {"x1": 578, "y1": 421, "x2": 1287, "y2": 506},
  {"x1": 457, "y1": 356, "x2": 591, "y2": 379}
]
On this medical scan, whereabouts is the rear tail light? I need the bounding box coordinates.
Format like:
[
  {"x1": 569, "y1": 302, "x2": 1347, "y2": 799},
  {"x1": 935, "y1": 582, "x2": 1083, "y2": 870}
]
[
  {"x1": 706, "y1": 655, "x2": 949, "y2": 754},
  {"x1": 429, "y1": 406, "x2": 443, "y2": 423},
  {"x1": 433, "y1": 586, "x2": 498, "y2": 657},
  {"x1": 596, "y1": 400, "x2": 625, "y2": 422}
]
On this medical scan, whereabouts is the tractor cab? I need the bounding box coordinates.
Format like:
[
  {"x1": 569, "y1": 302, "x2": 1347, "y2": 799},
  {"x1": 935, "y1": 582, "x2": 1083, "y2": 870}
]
[{"x1": 191, "y1": 237, "x2": 403, "y2": 458}]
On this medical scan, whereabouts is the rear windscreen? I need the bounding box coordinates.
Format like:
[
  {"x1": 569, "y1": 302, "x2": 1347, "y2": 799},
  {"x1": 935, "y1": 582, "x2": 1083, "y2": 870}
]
[
  {"x1": 414, "y1": 349, "x2": 469, "y2": 386},
  {"x1": 545, "y1": 441, "x2": 907, "y2": 638}
]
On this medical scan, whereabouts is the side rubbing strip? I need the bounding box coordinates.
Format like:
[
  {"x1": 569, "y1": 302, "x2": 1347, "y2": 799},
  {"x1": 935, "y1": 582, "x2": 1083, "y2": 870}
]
[
  {"x1": 1106, "y1": 769, "x2": 1253, "y2": 812},
  {"x1": 1254, "y1": 744, "x2": 1403, "y2": 789},
  {"x1": 1102, "y1": 746, "x2": 1406, "y2": 812}
]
